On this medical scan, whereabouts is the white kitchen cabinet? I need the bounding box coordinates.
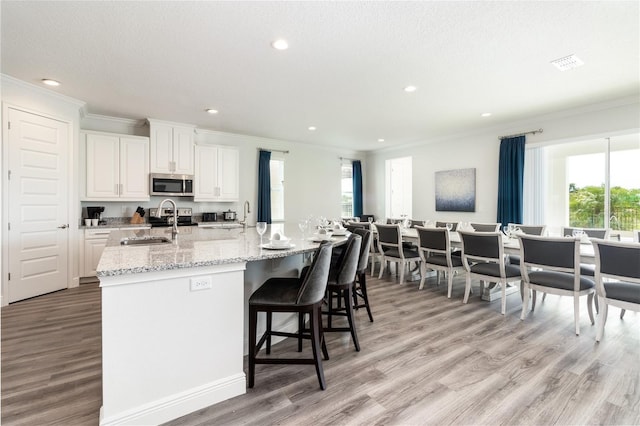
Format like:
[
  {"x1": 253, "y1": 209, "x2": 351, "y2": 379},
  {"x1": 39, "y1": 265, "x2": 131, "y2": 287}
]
[
  {"x1": 82, "y1": 228, "x2": 112, "y2": 277},
  {"x1": 83, "y1": 131, "x2": 150, "y2": 201},
  {"x1": 148, "y1": 119, "x2": 195, "y2": 174},
  {"x1": 194, "y1": 145, "x2": 239, "y2": 202}
]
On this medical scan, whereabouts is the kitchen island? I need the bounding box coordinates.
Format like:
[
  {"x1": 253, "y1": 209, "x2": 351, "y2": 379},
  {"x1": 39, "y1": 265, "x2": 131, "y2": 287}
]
[{"x1": 97, "y1": 224, "x2": 337, "y2": 426}]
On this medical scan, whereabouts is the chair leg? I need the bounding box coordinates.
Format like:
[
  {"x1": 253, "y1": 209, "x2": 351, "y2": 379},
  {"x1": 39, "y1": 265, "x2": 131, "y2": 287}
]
[
  {"x1": 573, "y1": 295, "x2": 580, "y2": 336},
  {"x1": 248, "y1": 305, "x2": 258, "y2": 388},
  {"x1": 501, "y1": 280, "x2": 507, "y2": 315},
  {"x1": 447, "y1": 269, "x2": 453, "y2": 299},
  {"x1": 266, "y1": 311, "x2": 273, "y2": 354},
  {"x1": 594, "y1": 295, "x2": 599, "y2": 314},
  {"x1": 532, "y1": 290, "x2": 537, "y2": 311},
  {"x1": 344, "y1": 285, "x2": 360, "y2": 351},
  {"x1": 298, "y1": 312, "x2": 304, "y2": 352},
  {"x1": 418, "y1": 263, "x2": 426, "y2": 290},
  {"x1": 327, "y1": 289, "x2": 334, "y2": 329},
  {"x1": 520, "y1": 284, "x2": 529, "y2": 320},
  {"x1": 378, "y1": 257, "x2": 385, "y2": 279},
  {"x1": 587, "y1": 293, "x2": 595, "y2": 325},
  {"x1": 399, "y1": 261, "x2": 405, "y2": 285},
  {"x1": 620, "y1": 308, "x2": 626, "y2": 319},
  {"x1": 319, "y1": 305, "x2": 329, "y2": 360},
  {"x1": 596, "y1": 297, "x2": 608, "y2": 342},
  {"x1": 463, "y1": 274, "x2": 472, "y2": 304},
  {"x1": 359, "y1": 272, "x2": 374, "y2": 322},
  {"x1": 309, "y1": 305, "x2": 326, "y2": 390}
]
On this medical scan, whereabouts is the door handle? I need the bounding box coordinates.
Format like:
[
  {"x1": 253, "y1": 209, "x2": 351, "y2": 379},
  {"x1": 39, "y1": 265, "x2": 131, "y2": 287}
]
[{"x1": 58, "y1": 224, "x2": 69, "y2": 229}]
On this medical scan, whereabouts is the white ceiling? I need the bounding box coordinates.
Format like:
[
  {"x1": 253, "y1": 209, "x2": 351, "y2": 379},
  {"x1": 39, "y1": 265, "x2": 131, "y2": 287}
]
[{"x1": 2, "y1": 1, "x2": 638, "y2": 152}]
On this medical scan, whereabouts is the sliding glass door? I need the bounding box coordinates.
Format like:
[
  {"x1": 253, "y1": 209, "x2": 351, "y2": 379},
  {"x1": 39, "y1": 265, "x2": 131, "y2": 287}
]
[{"x1": 524, "y1": 132, "x2": 639, "y2": 238}]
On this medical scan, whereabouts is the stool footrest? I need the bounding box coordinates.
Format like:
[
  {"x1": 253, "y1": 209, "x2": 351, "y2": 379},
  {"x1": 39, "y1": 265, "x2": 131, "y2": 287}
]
[{"x1": 254, "y1": 357, "x2": 317, "y2": 365}]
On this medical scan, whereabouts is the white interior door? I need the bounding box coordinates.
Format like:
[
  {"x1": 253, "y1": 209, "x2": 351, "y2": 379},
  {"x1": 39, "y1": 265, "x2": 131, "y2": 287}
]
[{"x1": 7, "y1": 108, "x2": 69, "y2": 302}]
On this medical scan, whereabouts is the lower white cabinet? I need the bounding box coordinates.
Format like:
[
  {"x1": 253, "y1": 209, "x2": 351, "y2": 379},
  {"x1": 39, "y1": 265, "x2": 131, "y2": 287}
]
[
  {"x1": 194, "y1": 145, "x2": 239, "y2": 202},
  {"x1": 82, "y1": 228, "x2": 112, "y2": 277}
]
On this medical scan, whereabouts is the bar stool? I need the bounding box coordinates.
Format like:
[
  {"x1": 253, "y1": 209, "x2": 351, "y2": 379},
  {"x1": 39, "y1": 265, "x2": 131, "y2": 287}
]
[
  {"x1": 248, "y1": 241, "x2": 333, "y2": 390},
  {"x1": 351, "y1": 228, "x2": 374, "y2": 322},
  {"x1": 323, "y1": 233, "x2": 362, "y2": 351}
]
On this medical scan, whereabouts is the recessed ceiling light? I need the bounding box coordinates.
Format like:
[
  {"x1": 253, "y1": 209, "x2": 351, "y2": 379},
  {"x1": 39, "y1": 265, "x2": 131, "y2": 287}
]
[
  {"x1": 308, "y1": 126, "x2": 316, "y2": 131},
  {"x1": 42, "y1": 79, "x2": 60, "y2": 86},
  {"x1": 481, "y1": 112, "x2": 492, "y2": 117},
  {"x1": 272, "y1": 39, "x2": 289, "y2": 50},
  {"x1": 404, "y1": 86, "x2": 417, "y2": 93},
  {"x1": 205, "y1": 108, "x2": 218, "y2": 114},
  {"x1": 378, "y1": 138, "x2": 385, "y2": 142},
  {"x1": 550, "y1": 54, "x2": 584, "y2": 71}
]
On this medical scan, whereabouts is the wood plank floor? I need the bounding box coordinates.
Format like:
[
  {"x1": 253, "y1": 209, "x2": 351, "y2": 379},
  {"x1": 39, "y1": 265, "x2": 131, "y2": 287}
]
[{"x1": 2, "y1": 270, "x2": 639, "y2": 425}]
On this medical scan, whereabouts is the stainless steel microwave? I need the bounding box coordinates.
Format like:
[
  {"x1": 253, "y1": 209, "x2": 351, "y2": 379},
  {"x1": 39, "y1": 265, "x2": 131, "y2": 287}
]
[{"x1": 150, "y1": 173, "x2": 194, "y2": 197}]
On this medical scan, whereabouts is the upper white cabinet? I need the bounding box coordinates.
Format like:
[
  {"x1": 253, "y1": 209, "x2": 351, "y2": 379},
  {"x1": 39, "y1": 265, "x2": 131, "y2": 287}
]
[
  {"x1": 148, "y1": 119, "x2": 195, "y2": 174},
  {"x1": 82, "y1": 131, "x2": 150, "y2": 201},
  {"x1": 194, "y1": 145, "x2": 239, "y2": 202}
]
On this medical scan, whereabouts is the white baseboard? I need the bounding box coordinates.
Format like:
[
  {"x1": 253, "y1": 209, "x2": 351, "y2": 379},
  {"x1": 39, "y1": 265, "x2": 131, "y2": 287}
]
[{"x1": 99, "y1": 373, "x2": 246, "y2": 426}]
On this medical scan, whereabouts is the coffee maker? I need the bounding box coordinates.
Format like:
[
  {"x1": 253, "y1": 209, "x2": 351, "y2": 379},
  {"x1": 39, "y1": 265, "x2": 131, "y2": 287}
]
[{"x1": 86, "y1": 206, "x2": 105, "y2": 224}]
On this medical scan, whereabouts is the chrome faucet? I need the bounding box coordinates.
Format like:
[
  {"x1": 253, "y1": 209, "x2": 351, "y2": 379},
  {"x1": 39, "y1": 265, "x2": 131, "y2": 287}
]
[
  {"x1": 241, "y1": 200, "x2": 251, "y2": 230},
  {"x1": 156, "y1": 198, "x2": 179, "y2": 240}
]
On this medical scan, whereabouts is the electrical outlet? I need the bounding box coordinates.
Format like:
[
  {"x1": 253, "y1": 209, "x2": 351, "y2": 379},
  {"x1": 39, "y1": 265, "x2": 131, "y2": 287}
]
[{"x1": 190, "y1": 277, "x2": 212, "y2": 291}]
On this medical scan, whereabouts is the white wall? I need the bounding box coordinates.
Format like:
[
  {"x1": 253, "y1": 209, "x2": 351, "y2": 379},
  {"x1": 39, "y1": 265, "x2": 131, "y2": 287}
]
[{"x1": 365, "y1": 97, "x2": 640, "y2": 224}]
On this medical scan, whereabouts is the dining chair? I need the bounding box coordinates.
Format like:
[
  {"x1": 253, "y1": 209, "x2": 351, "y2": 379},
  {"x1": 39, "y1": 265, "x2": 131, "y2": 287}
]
[
  {"x1": 506, "y1": 224, "x2": 547, "y2": 266},
  {"x1": 470, "y1": 222, "x2": 501, "y2": 232},
  {"x1": 436, "y1": 221, "x2": 461, "y2": 231},
  {"x1": 591, "y1": 239, "x2": 640, "y2": 342},
  {"x1": 410, "y1": 219, "x2": 425, "y2": 228},
  {"x1": 634, "y1": 230, "x2": 640, "y2": 242},
  {"x1": 376, "y1": 223, "x2": 421, "y2": 285},
  {"x1": 562, "y1": 226, "x2": 610, "y2": 239},
  {"x1": 416, "y1": 226, "x2": 465, "y2": 298},
  {"x1": 248, "y1": 241, "x2": 333, "y2": 389},
  {"x1": 518, "y1": 234, "x2": 595, "y2": 335},
  {"x1": 459, "y1": 231, "x2": 522, "y2": 315}
]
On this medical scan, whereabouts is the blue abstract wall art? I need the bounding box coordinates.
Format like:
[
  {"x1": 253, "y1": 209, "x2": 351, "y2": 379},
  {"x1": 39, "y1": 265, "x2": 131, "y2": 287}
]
[{"x1": 435, "y1": 168, "x2": 476, "y2": 212}]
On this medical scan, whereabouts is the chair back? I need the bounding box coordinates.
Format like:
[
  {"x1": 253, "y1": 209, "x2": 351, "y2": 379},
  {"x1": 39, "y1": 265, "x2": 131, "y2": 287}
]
[
  {"x1": 332, "y1": 233, "x2": 362, "y2": 286},
  {"x1": 459, "y1": 231, "x2": 501, "y2": 260},
  {"x1": 562, "y1": 226, "x2": 610, "y2": 239},
  {"x1": 518, "y1": 234, "x2": 578, "y2": 271},
  {"x1": 509, "y1": 223, "x2": 546, "y2": 236},
  {"x1": 345, "y1": 223, "x2": 365, "y2": 233},
  {"x1": 435, "y1": 221, "x2": 460, "y2": 231},
  {"x1": 352, "y1": 229, "x2": 371, "y2": 273},
  {"x1": 591, "y1": 239, "x2": 640, "y2": 284},
  {"x1": 375, "y1": 223, "x2": 403, "y2": 257},
  {"x1": 410, "y1": 219, "x2": 424, "y2": 228},
  {"x1": 634, "y1": 230, "x2": 640, "y2": 243},
  {"x1": 386, "y1": 218, "x2": 402, "y2": 224},
  {"x1": 296, "y1": 241, "x2": 333, "y2": 305},
  {"x1": 470, "y1": 222, "x2": 501, "y2": 232},
  {"x1": 416, "y1": 226, "x2": 448, "y2": 252},
  {"x1": 360, "y1": 214, "x2": 375, "y2": 223}
]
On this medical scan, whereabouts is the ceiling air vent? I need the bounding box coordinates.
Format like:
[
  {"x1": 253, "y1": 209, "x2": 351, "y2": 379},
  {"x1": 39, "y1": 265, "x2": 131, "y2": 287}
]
[{"x1": 551, "y1": 54, "x2": 584, "y2": 71}]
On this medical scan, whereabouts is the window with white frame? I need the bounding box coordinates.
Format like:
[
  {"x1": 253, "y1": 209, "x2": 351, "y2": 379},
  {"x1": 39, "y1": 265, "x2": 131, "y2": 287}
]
[
  {"x1": 270, "y1": 158, "x2": 285, "y2": 222},
  {"x1": 341, "y1": 162, "x2": 354, "y2": 218}
]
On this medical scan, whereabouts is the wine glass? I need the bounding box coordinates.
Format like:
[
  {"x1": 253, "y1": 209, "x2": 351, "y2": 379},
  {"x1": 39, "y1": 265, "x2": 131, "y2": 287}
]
[
  {"x1": 256, "y1": 222, "x2": 267, "y2": 246},
  {"x1": 502, "y1": 225, "x2": 510, "y2": 237},
  {"x1": 368, "y1": 217, "x2": 374, "y2": 224},
  {"x1": 446, "y1": 223, "x2": 453, "y2": 232},
  {"x1": 298, "y1": 219, "x2": 308, "y2": 241}
]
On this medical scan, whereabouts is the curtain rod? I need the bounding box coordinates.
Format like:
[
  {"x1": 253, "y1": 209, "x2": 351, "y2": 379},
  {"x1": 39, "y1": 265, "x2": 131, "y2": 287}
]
[
  {"x1": 258, "y1": 148, "x2": 289, "y2": 154},
  {"x1": 499, "y1": 128, "x2": 543, "y2": 140},
  {"x1": 339, "y1": 156, "x2": 358, "y2": 161}
]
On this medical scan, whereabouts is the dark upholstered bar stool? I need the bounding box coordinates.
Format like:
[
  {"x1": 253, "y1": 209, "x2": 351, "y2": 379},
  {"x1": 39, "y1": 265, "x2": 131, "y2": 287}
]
[
  {"x1": 248, "y1": 242, "x2": 333, "y2": 390},
  {"x1": 351, "y1": 228, "x2": 374, "y2": 322},
  {"x1": 323, "y1": 233, "x2": 362, "y2": 351}
]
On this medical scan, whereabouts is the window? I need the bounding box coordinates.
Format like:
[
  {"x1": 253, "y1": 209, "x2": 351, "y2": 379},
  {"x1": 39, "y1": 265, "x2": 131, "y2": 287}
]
[
  {"x1": 270, "y1": 158, "x2": 285, "y2": 222},
  {"x1": 341, "y1": 163, "x2": 354, "y2": 218},
  {"x1": 524, "y1": 133, "x2": 640, "y2": 237},
  {"x1": 385, "y1": 156, "x2": 412, "y2": 219}
]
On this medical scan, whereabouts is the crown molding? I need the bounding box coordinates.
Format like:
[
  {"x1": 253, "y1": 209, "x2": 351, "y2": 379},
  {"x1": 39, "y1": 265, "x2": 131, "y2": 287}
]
[{"x1": 1, "y1": 74, "x2": 86, "y2": 108}]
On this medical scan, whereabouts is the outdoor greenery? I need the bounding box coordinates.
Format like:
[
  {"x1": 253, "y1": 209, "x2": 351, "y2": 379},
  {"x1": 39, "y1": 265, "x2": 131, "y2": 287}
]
[{"x1": 569, "y1": 184, "x2": 640, "y2": 230}]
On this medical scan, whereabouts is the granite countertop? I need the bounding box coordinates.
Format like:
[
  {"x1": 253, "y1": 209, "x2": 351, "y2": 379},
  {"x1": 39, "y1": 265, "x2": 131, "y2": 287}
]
[{"x1": 97, "y1": 223, "x2": 347, "y2": 277}]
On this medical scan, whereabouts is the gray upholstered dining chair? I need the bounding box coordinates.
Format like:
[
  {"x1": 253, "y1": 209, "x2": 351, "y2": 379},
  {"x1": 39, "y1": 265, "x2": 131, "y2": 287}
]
[
  {"x1": 561, "y1": 226, "x2": 610, "y2": 239},
  {"x1": 470, "y1": 222, "x2": 501, "y2": 232},
  {"x1": 459, "y1": 231, "x2": 522, "y2": 315},
  {"x1": 416, "y1": 226, "x2": 465, "y2": 298},
  {"x1": 351, "y1": 228, "x2": 374, "y2": 322},
  {"x1": 376, "y1": 223, "x2": 421, "y2": 285},
  {"x1": 518, "y1": 234, "x2": 595, "y2": 335},
  {"x1": 435, "y1": 221, "x2": 461, "y2": 231},
  {"x1": 506, "y1": 224, "x2": 547, "y2": 266},
  {"x1": 591, "y1": 239, "x2": 640, "y2": 342}
]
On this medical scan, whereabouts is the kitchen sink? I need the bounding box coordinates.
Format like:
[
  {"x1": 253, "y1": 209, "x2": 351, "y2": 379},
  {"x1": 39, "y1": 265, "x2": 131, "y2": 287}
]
[{"x1": 120, "y1": 236, "x2": 172, "y2": 246}]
